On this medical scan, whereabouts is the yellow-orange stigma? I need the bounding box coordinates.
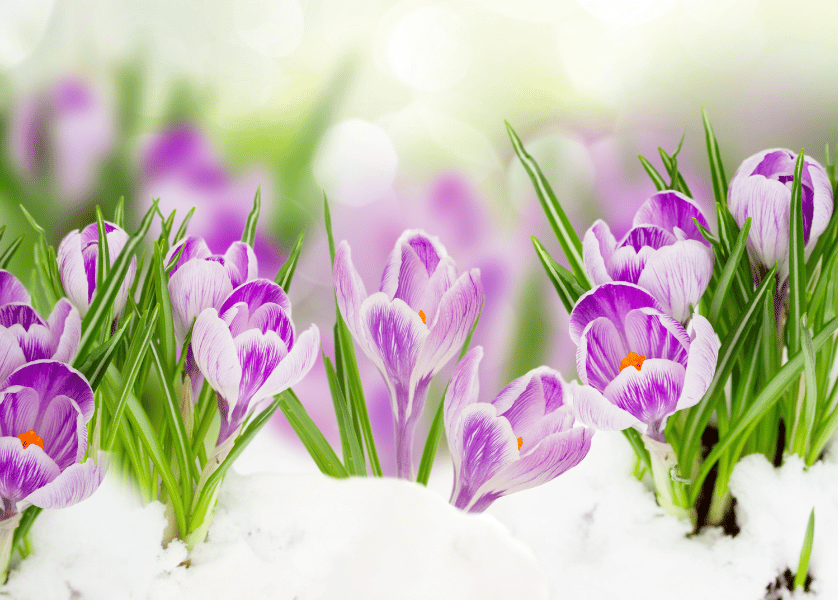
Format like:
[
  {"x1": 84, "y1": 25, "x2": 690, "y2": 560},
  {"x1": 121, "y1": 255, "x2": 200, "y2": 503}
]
[
  {"x1": 419, "y1": 310, "x2": 426, "y2": 325},
  {"x1": 620, "y1": 352, "x2": 646, "y2": 372},
  {"x1": 517, "y1": 437, "x2": 523, "y2": 451},
  {"x1": 17, "y1": 430, "x2": 44, "y2": 450}
]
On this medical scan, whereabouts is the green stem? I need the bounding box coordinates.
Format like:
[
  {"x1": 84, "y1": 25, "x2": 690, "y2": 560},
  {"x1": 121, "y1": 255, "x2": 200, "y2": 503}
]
[{"x1": 0, "y1": 513, "x2": 23, "y2": 584}]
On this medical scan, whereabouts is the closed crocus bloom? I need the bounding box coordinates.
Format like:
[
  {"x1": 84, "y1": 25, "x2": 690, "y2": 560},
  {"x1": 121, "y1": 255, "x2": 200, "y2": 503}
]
[
  {"x1": 166, "y1": 236, "x2": 257, "y2": 345},
  {"x1": 728, "y1": 149, "x2": 833, "y2": 282},
  {"x1": 583, "y1": 190, "x2": 714, "y2": 323},
  {"x1": 334, "y1": 229, "x2": 483, "y2": 480},
  {"x1": 570, "y1": 282, "x2": 719, "y2": 442},
  {"x1": 0, "y1": 299, "x2": 80, "y2": 386},
  {"x1": 0, "y1": 360, "x2": 107, "y2": 518},
  {"x1": 445, "y1": 347, "x2": 593, "y2": 513},
  {"x1": 192, "y1": 279, "x2": 319, "y2": 445},
  {"x1": 57, "y1": 221, "x2": 136, "y2": 318}
]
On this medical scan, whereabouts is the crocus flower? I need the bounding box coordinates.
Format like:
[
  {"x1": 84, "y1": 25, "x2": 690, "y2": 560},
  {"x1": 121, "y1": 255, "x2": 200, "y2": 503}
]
[
  {"x1": 57, "y1": 221, "x2": 136, "y2": 318},
  {"x1": 0, "y1": 271, "x2": 30, "y2": 307},
  {"x1": 0, "y1": 298, "x2": 80, "y2": 386},
  {"x1": 583, "y1": 190, "x2": 714, "y2": 323},
  {"x1": 8, "y1": 77, "x2": 115, "y2": 207},
  {"x1": 192, "y1": 279, "x2": 319, "y2": 445},
  {"x1": 0, "y1": 360, "x2": 107, "y2": 518},
  {"x1": 166, "y1": 236, "x2": 258, "y2": 345},
  {"x1": 334, "y1": 229, "x2": 483, "y2": 479},
  {"x1": 445, "y1": 346, "x2": 593, "y2": 513},
  {"x1": 570, "y1": 282, "x2": 719, "y2": 442},
  {"x1": 728, "y1": 148, "x2": 833, "y2": 282}
]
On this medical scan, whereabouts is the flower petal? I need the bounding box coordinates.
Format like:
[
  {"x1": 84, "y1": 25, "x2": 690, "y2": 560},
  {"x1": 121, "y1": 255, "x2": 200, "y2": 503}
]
[
  {"x1": 583, "y1": 220, "x2": 616, "y2": 286},
  {"x1": 623, "y1": 307, "x2": 690, "y2": 366},
  {"x1": 192, "y1": 308, "x2": 242, "y2": 410},
  {"x1": 168, "y1": 259, "x2": 234, "y2": 343},
  {"x1": 249, "y1": 302, "x2": 294, "y2": 349},
  {"x1": 249, "y1": 324, "x2": 319, "y2": 407},
  {"x1": 569, "y1": 282, "x2": 660, "y2": 345},
  {"x1": 218, "y1": 278, "x2": 291, "y2": 319},
  {"x1": 572, "y1": 382, "x2": 641, "y2": 431},
  {"x1": 223, "y1": 241, "x2": 258, "y2": 287},
  {"x1": 165, "y1": 236, "x2": 212, "y2": 276},
  {"x1": 57, "y1": 229, "x2": 89, "y2": 315},
  {"x1": 0, "y1": 437, "x2": 60, "y2": 503},
  {"x1": 0, "y1": 329, "x2": 26, "y2": 387},
  {"x1": 0, "y1": 387, "x2": 39, "y2": 438},
  {"x1": 4, "y1": 360, "x2": 95, "y2": 422},
  {"x1": 380, "y1": 230, "x2": 448, "y2": 300},
  {"x1": 380, "y1": 240, "x2": 432, "y2": 308},
  {"x1": 728, "y1": 176, "x2": 791, "y2": 277},
  {"x1": 576, "y1": 317, "x2": 627, "y2": 392},
  {"x1": 334, "y1": 240, "x2": 371, "y2": 356},
  {"x1": 636, "y1": 240, "x2": 714, "y2": 323},
  {"x1": 443, "y1": 346, "x2": 483, "y2": 438},
  {"x1": 805, "y1": 157, "x2": 834, "y2": 253},
  {"x1": 36, "y1": 393, "x2": 87, "y2": 470},
  {"x1": 47, "y1": 298, "x2": 81, "y2": 364},
  {"x1": 619, "y1": 225, "x2": 678, "y2": 251},
  {"x1": 449, "y1": 403, "x2": 517, "y2": 511},
  {"x1": 632, "y1": 190, "x2": 711, "y2": 245},
  {"x1": 419, "y1": 256, "x2": 457, "y2": 326},
  {"x1": 471, "y1": 425, "x2": 593, "y2": 510},
  {"x1": 24, "y1": 451, "x2": 107, "y2": 510},
  {"x1": 603, "y1": 358, "x2": 686, "y2": 426},
  {"x1": 414, "y1": 269, "x2": 482, "y2": 382},
  {"x1": 676, "y1": 314, "x2": 720, "y2": 411},
  {"x1": 0, "y1": 271, "x2": 30, "y2": 306}
]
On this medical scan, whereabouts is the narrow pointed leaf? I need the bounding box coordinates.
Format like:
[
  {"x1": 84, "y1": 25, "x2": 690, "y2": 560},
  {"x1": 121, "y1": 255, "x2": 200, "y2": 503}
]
[
  {"x1": 638, "y1": 155, "x2": 666, "y2": 191},
  {"x1": 275, "y1": 231, "x2": 304, "y2": 293},
  {"x1": 279, "y1": 389, "x2": 349, "y2": 478},
  {"x1": 74, "y1": 312, "x2": 134, "y2": 391},
  {"x1": 0, "y1": 234, "x2": 24, "y2": 269},
  {"x1": 113, "y1": 196, "x2": 125, "y2": 229},
  {"x1": 532, "y1": 235, "x2": 587, "y2": 314},
  {"x1": 323, "y1": 351, "x2": 366, "y2": 475},
  {"x1": 702, "y1": 107, "x2": 728, "y2": 206},
  {"x1": 241, "y1": 186, "x2": 261, "y2": 247},
  {"x1": 710, "y1": 217, "x2": 751, "y2": 324},
  {"x1": 153, "y1": 242, "x2": 177, "y2": 370},
  {"x1": 173, "y1": 206, "x2": 196, "y2": 245},
  {"x1": 795, "y1": 508, "x2": 815, "y2": 590},
  {"x1": 506, "y1": 121, "x2": 591, "y2": 287}
]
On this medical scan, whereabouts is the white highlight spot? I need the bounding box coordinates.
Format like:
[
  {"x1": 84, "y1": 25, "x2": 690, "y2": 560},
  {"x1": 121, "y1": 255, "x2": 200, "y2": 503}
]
[
  {"x1": 575, "y1": 0, "x2": 680, "y2": 26},
  {"x1": 314, "y1": 120, "x2": 399, "y2": 208},
  {"x1": 0, "y1": 0, "x2": 55, "y2": 68},
  {"x1": 386, "y1": 6, "x2": 472, "y2": 92},
  {"x1": 234, "y1": 0, "x2": 304, "y2": 58}
]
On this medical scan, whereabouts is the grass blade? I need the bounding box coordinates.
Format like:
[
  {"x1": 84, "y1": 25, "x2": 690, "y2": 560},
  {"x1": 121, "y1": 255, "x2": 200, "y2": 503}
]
[
  {"x1": 274, "y1": 231, "x2": 304, "y2": 292},
  {"x1": 532, "y1": 235, "x2": 586, "y2": 313},
  {"x1": 795, "y1": 508, "x2": 815, "y2": 590},
  {"x1": 0, "y1": 234, "x2": 24, "y2": 269},
  {"x1": 323, "y1": 351, "x2": 367, "y2": 475},
  {"x1": 113, "y1": 196, "x2": 125, "y2": 229},
  {"x1": 638, "y1": 155, "x2": 667, "y2": 191},
  {"x1": 787, "y1": 150, "x2": 807, "y2": 355},
  {"x1": 416, "y1": 299, "x2": 484, "y2": 486},
  {"x1": 153, "y1": 242, "x2": 177, "y2": 370},
  {"x1": 506, "y1": 121, "x2": 591, "y2": 288},
  {"x1": 173, "y1": 206, "x2": 196, "y2": 245},
  {"x1": 241, "y1": 186, "x2": 261, "y2": 247},
  {"x1": 74, "y1": 313, "x2": 134, "y2": 391},
  {"x1": 702, "y1": 107, "x2": 728, "y2": 206},
  {"x1": 279, "y1": 389, "x2": 349, "y2": 478},
  {"x1": 710, "y1": 217, "x2": 751, "y2": 325}
]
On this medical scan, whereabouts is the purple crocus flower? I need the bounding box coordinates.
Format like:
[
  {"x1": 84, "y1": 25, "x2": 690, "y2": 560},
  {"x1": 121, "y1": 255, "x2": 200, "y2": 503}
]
[
  {"x1": 334, "y1": 229, "x2": 483, "y2": 479},
  {"x1": 0, "y1": 360, "x2": 107, "y2": 519},
  {"x1": 166, "y1": 236, "x2": 258, "y2": 345},
  {"x1": 583, "y1": 190, "x2": 714, "y2": 323},
  {"x1": 9, "y1": 77, "x2": 115, "y2": 207},
  {"x1": 0, "y1": 297, "x2": 80, "y2": 386},
  {"x1": 570, "y1": 282, "x2": 719, "y2": 442},
  {"x1": 728, "y1": 148, "x2": 833, "y2": 282},
  {"x1": 0, "y1": 271, "x2": 30, "y2": 307},
  {"x1": 445, "y1": 346, "x2": 593, "y2": 513},
  {"x1": 57, "y1": 221, "x2": 136, "y2": 318},
  {"x1": 192, "y1": 279, "x2": 319, "y2": 445}
]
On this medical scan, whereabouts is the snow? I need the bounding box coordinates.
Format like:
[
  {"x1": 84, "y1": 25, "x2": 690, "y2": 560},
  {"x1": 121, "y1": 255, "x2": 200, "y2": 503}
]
[{"x1": 4, "y1": 429, "x2": 838, "y2": 599}]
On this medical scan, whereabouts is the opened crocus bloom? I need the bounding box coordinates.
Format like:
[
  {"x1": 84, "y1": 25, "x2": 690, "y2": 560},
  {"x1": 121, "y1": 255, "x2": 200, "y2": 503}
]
[
  {"x1": 166, "y1": 236, "x2": 258, "y2": 345},
  {"x1": 728, "y1": 148, "x2": 833, "y2": 283},
  {"x1": 571, "y1": 282, "x2": 719, "y2": 442},
  {"x1": 57, "y1": 221, "x2": 136, "y2": 318},
  {"x1": 583, "y1": 190, "x2": 714, "y2": 323},
  {"x1": 0, "y1": 279, "x2": 80, "y2": 385},
  {"x1": 192, "y1": 279, "x2": 319, "y2": 445},
  {"x1": 0, "y1": 360, "x2": 107, "y2": 520},
  {"x1": 334, "y1": 229, "x2": 483, "y2": 479},
  {"x1": 445, "y1": 346, "x2": 593, "y2": 513}
]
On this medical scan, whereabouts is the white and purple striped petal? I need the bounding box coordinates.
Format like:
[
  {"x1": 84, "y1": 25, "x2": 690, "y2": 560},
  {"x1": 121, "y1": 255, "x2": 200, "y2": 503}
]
[
  {"x1": 169, "y1": 260, "x2": 234, "y2": 344},
  {"x1": 23, "y1": 451, "x2": 108, "y2": 510},
  {"x1": 569, "y1": 282, "x2": 661, "y2": 345},
  {"x1": 632, "y1": 190, "x2": 711, "y2": 244},
  {"x1": 0, "y1": 271, "x2": 30, "y2": 307}
]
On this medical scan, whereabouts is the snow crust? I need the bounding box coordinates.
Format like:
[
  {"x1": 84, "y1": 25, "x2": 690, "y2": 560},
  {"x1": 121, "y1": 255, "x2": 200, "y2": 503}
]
[{"x1": 4, "y1": 430, "x2": 838, "y2": 599}]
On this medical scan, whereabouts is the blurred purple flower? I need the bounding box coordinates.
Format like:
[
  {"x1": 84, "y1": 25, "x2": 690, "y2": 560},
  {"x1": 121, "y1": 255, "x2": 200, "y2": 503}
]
[
  {"x1": 0, "y1": 297, "x2": 80, "y2": 386},
  {"x1": 583, "y1": 190, "x2": 714, "y2": 323},
  {"x1": 570, "y1": 282, "x2": 718, "y2": 442},
  {"x1": 334, "y1": 229, "x2": 483, "y2": 479},
  {"x1": 192, "y1": 279, "x2": 319, "y2": 445},
  {"x1": 0, "y1": 360, "x2": 106, "y2": 519},
  {"x1": 138, "y1": 125, "x2": 282, "y2": 278},
  {"x1": 9, "y1": 77, "x2": 115, "y2": 206},
  {"x1": 728, "y1": 148, "x2": 833, "y2": 282},
  {"x1": 445, "y1": 346, "x2": 592, "y2": 513},
  {"x1": 57, "y1": 221, "x2": 136, "y2": 318}
]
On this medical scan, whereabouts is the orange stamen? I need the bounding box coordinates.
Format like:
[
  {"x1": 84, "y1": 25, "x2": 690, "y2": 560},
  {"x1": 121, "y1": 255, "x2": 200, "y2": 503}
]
[
  {"x1": 17, "y1": 430, "x2": 44, "y2": 450},
  {"x1": 620, "y1": 352, "x2": 646, "y2": 372},
  {"x1": 517, "y1": 437, "x2": 523, "y2": 451},
  {"x1": 419, "y1": 310, "x2": 426, "y2": 325}
]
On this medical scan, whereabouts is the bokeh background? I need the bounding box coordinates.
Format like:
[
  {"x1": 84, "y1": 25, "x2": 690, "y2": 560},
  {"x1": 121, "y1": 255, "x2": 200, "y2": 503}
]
[{"x1": 1, "y1": 0, "x2": 836, "y2": 475}]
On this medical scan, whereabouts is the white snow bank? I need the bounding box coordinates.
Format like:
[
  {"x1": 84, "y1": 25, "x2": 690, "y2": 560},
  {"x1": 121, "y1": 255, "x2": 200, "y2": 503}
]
[{"x1": 3, "y1": 467, "x2": 547, "y2": 600}]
